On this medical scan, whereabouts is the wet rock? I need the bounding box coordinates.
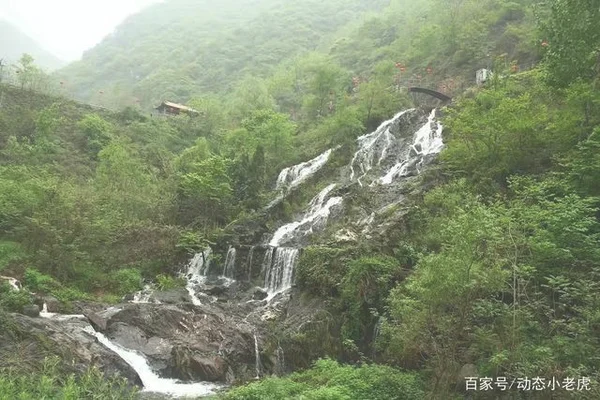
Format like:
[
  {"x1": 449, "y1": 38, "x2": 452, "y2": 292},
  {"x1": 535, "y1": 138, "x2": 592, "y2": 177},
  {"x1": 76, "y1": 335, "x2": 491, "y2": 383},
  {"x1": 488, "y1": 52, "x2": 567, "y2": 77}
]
[
  {"x1": 252, "y1": 288, "x2": 268, "y2": 301},
  {"x1": 97, "y1": 303, "x2": 258, "y2": 383},
  {"x1": 22, "y1": 304, "x2": 40, "y2": 317},
  {"x1": 205, "y1": 285, "x2": 227, "y2": 296},
  {"x1": 149, "y1": 288, "x2": 190, "y2": 304},
  {"x1": 42, "y1": 296, "x2": 61, "y2": 313},
  {"x1": 86, "y1": 312, "x2": 108, "y2": 332},
  {"x1": 170, "y1": 346, "x2": 227, "y2": 382},
  {"x1": 0, "y1": 313, "x2": 142, "y2": 388},
  {"x1": 85, "y1": 306, "x2": 122, "y2": 332}
]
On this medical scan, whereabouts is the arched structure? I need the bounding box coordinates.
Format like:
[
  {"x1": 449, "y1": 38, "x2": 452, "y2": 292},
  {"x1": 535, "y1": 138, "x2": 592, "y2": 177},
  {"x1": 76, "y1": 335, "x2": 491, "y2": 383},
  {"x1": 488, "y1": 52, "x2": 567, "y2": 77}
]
[{"x1": 408, "y1": 87, "x2": 452, "y2": 102}]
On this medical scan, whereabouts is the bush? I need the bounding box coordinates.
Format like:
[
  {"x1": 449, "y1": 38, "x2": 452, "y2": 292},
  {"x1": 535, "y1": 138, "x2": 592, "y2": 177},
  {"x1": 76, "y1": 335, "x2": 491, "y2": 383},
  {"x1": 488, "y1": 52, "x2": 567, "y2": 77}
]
[
  {"x1": 22, "y1": 268, "x2": 60, "y2": 293},
  {"x1": 222, "y1": 359, "x2": 424, "y2": 400},
  {"x1": 0, "y1": 356, "x2": 138, "y2": 400},
  {"x1": 156, "y1": 274, "x2": 185, "y2": 291},
  {"x1": 0, "y1": 283, "x2": 33, "y2": 312},
  {"x1": 296, "y1": 246, "x2": 357, "y2": 297},
  {"x1": 112, "y1": 268, "x2": 142, "y2": 296}
]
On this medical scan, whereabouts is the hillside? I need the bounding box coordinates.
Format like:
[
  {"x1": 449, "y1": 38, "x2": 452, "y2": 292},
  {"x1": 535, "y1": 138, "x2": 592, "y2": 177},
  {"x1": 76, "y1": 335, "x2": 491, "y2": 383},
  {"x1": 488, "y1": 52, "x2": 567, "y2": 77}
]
[
  {"x1": 56, "y1": 0, "x2": 388, "y2": 109},
  {"x1": 0, "y1": 20, "x2": 65, "y2": 71},
  {"x1": 1, "y1": 0, "x2": 600, "y2": 399}
]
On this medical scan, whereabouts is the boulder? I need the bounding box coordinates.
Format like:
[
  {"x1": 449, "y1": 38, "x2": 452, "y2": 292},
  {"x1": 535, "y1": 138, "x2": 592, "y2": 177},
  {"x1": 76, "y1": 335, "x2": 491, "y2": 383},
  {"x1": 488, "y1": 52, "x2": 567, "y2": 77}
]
[
  {"x1": 149, "y1": 288, "x2": 191, "y2": 304},
  {"x1": 42, "y1": 296, "x2": 61, "y2": 313},
  {"x1": 169, "y1": 346, "x2": 227, "y2": 382},
  {"x1": 252, "y1": 288, "x2": 268, "y2": 301},
  {"x1": 0, "y1": 313, "x2": 142, "y2": 388},
  {"x1": 85, "y1": 306, "x2": 122, "y2": 332},
  {"x1": 205, "y1": 285, "x2": 227, "y2": 296},
  {"x1": 22, "y1": 304, "x2": 40, "y2": 317}
]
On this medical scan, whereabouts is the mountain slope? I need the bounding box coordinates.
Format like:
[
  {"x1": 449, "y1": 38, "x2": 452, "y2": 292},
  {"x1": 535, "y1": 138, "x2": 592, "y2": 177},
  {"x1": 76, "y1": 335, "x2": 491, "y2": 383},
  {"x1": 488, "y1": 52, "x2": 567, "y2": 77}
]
[
  {"x1": 56, "y1": 0, "x2": 388, "y2": 108},
  {"x1": 0, "y1": 20, "x2": 65, "y2": 71}
]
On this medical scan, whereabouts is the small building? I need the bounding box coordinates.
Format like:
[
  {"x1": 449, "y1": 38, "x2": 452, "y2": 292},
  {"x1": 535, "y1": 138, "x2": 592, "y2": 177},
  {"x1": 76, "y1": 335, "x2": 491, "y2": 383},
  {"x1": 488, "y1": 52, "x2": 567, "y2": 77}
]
[
  {"x1": 476, "y1": 69, "x2": 492, "y2": 86},
  {"x1": 155, "y1": 101, "x2": 199, "y2": 117}
]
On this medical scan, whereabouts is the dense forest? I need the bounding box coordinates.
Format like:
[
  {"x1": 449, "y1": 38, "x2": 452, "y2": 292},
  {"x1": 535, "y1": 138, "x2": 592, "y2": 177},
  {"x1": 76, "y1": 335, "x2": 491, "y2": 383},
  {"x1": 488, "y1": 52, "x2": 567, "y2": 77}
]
[{"x1": 1, "y1": 0, "x2": 599, "y2": 398}]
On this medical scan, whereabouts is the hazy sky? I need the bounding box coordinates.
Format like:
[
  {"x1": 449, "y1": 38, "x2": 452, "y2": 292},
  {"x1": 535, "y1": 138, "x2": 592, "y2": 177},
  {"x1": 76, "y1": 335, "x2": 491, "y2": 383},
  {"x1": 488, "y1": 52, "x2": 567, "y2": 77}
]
[{"x1": 0, "y1": 0, "x2": 163, "y2": 61}]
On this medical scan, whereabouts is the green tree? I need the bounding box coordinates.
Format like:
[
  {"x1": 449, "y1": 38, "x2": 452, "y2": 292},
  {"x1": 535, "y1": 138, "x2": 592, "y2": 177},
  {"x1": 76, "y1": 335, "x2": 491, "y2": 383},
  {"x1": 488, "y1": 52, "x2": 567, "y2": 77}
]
[
  {"x1": 178, "y1": 155, "x2": 233, "y2": 225},
  {"x1": 542, "y1": 0, "x2": 600, "y2": 86},
  {"x1": 77, "y1": 114, "x2": 113, "y2": 156}
]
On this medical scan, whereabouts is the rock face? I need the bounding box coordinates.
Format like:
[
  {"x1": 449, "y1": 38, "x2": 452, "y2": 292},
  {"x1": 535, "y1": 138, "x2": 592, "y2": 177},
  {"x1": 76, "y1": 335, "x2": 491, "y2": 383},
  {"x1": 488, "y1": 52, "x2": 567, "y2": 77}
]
[
  {"x1": 0, "y1": 313, "x2": 142, "y2": 387},
  {"x1": 92, "y1": 303, "x2": 257, "y2": 383}
]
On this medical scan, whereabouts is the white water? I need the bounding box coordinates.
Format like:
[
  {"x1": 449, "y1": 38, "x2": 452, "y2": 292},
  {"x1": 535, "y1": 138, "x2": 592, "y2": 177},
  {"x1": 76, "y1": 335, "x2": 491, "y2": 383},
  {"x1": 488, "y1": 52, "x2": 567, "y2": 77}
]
[
  {"x1": 269, "y1": 184, "x2": 342, "y2": 247},
  {"x1": 253, "y1": 333, "x2": 261, "y2": 379},
  {"x1": 1, "y1": 276, "x2": 21, "y2": 291},
  {"x1": 183, "y1": 249, "x2": 212, "y2": 306},
  {"x1": 262, "y1": 184, "x2": 342, "y2": 299},
  {"x1": 222, "y1": 247, "x2": 237, "y2": 279},
  {"x1": 40, "y1": 303, "x2": 86, "y2": 321},
  {"x1": 82, "y1": 326, "x2": 222, "y2": 398},
  {"x1": 131, "y1": 284, "x2": 159, "y2": 304},
  {"x1": 263, "y1": 247, "x2": 299, "y2": 298},
  {"x1": 350, "y1": 109, "x2": 414, "y2": 186},
  {"x1": 276, "y1": 149, "x2": 333, "y2": 191},
  {"x1": 246, "y1": 246, "x2": 255, "y2": 280},
  {"x1": 379, "y1": 109, "x2": 444, "y2": 185}
]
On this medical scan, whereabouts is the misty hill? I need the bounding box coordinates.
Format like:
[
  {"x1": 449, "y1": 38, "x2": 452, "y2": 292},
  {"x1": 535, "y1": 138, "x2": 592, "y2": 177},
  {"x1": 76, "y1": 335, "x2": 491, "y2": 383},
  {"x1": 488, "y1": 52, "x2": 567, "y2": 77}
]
[
  {"x1": 0, "y1": 20, "x2": 65, "y2": 71},
  {"x1": 56, "y1": 0, "x2": 388, "y2": 108}
]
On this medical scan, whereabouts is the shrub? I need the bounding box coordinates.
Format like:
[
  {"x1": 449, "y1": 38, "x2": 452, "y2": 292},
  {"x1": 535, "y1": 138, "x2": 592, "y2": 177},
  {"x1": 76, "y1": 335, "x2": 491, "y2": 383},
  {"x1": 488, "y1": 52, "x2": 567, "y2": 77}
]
[
  {"x1": 222, "y1": 359, "x2": 424, "y2": 400},
  {"x1": 112, "y1": 268, "x2": 143, "y2": 296}
]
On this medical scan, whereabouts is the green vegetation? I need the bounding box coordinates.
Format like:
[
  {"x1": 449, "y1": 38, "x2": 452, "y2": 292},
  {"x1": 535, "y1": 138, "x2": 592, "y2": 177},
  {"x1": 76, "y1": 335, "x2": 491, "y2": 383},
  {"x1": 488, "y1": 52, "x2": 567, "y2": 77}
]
[
  {"x1": 0, "y1": 357, "x2": 137, "y2": 400},
  {"x1": 221, "y1": 359, "x2": 424, "y2": 400},
  {"x1": 1, "y1": 0, "x2": 600, "y2": 398}
]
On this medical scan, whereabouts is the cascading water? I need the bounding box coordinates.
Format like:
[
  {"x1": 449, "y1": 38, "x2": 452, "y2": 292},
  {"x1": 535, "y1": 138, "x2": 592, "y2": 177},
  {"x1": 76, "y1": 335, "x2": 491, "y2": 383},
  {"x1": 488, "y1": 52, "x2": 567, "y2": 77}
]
[
  {"x1": 40, "y1": 305, "x2": 222, "y2": 397},
  {"x1": 261, "y1": 184, "x2": 342, "y2": 299},
  {"x1": 40, "y1": 303, "x2": 86, "y2": 321},
  {"x1": 183, "y1": 249, "x2": 212, "y2": 306},
  {"x1": 132, "y1": 284, "x2": 158, "y2": 304},
  {"x1": 275, "y1": 148, "x2": 333, "y2": 191},
  {"x1": 222, "y1": 247, "x2": 237, "y2": 279},
  {"x1": 372, "y1": 316, "x2": 384, "y2": 357},
  {"x1": 275, "y1": 344, "x2": 285, "y2": 376},
  {"x1": 350, "y1": 109, "x2": 414, "y2": 186},
  {"x1": 253, "y1": 333, "x2": 262, "y2": 379},
  {"x1": 1, "y1": 276, "x2": 20, "y2": 291},
  {"x1": 378, "y1": 109, "x2": 443, "y2": 185},
  {"x1": 269, "y1": 184, "x2": 343, "y2": 247},
  {"x1": 246, "y1": 246, "x2": 255, "y2": 280},
  {"x1": 263, "y1": 247, "x2": 299, "y2": 298},
  {"x1": 82, "y1": 326, "x2": 222, "y2": 397}
]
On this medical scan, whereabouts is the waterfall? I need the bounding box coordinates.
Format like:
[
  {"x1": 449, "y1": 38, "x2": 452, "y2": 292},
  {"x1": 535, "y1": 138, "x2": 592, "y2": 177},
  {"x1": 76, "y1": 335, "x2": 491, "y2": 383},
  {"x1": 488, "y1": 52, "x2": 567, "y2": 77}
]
[
  {"x1": 276, "y1": 344, "x2": 285, "y2": 376},
  {"x1": 261, "y1": 184, "x2": 342, "y2": 299},
  {"x1": 276, "y1": 148, "x2": 333, "y2": 191},
  {"x1": 372, "y1": 316, "x2": 384, "y2": 357},
  {"x1": 263, "y1": 247, "x2": 299, "y2": 297},
  {"x1": 253, "y1": 333, "x2": 262, "y2": 379},
  {"x1": 350, "y1": 109, "x2": 414, "y2": 186},
  {"x1": 82, "y1": 326, "x2": 223, "y2": 397},
  {"x1": 246, "y1": 246, "x2": 255, "y2": 280},
  {"x1": 269, "y1": 184, "x2": 342, "y2": 247},
  {"x1": 131, "y1": 284, "x2": 157, "y2": 304},
  {"x1": 40, "y1": 303, "x2": 86, "y2": 321},
  {"x1": 378, "y1": 109, "x2": 444, "y2": 185},
  {"x1": 1, "y1": 276, "x2": 20, "y2": 291},
  {"x1": 183, "y1": 249, "x2": 212, "y2": 306},
  {"x1": 222, "y1": 247, "x2": 237, "y2": 279}
]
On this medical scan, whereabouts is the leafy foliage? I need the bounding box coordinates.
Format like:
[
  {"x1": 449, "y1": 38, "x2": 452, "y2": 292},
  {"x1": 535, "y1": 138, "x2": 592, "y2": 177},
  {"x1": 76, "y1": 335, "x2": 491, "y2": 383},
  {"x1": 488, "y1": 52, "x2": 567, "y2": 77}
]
[
  {"x1": 0, "y1": 357, "x2": 137, "y2": 400},
  {"x1": 222, "y1": 359, "x2": 424, "y2": 400}
]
